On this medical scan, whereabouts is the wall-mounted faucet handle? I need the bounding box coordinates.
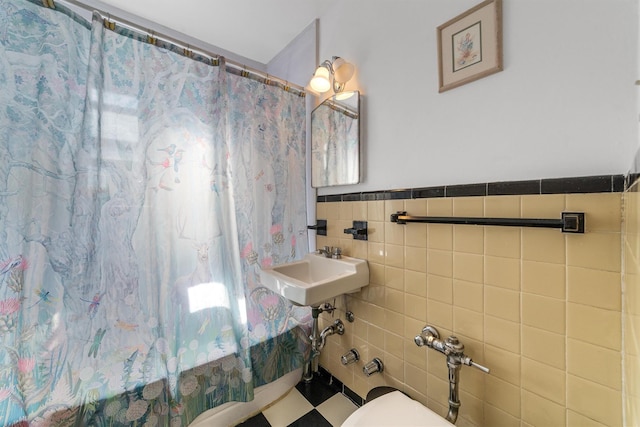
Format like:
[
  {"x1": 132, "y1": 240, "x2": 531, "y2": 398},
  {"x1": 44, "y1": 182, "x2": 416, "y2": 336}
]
[
  {"x1": 317, "y1": 302, "x2": 335, "y2": 313},
  {"x1": 341, "y1": 348, "x2": 360, "y2": 365},
  {"x1": 363, "y1": 358, "x2": 384, "y2": 376}
]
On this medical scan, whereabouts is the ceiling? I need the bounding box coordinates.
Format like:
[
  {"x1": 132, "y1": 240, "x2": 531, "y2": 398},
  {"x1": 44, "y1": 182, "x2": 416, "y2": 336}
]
[{"x1": 93, "y1": 0, "x2": 335, "y2": 64}]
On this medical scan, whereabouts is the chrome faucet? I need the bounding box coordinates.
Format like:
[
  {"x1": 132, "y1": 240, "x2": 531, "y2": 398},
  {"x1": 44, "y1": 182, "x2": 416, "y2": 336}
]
[
  {"x1": 318, "y1": 246, "x2": 342, "y2": 259},
  {"x1": 318, "y1": 319, "x2": 344, "y2": 350},
  {"x1": 415, "y1": 325, "x2": 489, "y2": 424}
]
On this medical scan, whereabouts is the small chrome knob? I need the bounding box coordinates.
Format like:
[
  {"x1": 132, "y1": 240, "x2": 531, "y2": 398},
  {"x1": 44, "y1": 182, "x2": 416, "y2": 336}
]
[
  {"x1": 363, "y1": 358, "x2": 384, "y2": 376},
  {"x1": 341, "y1": 349, "x2": 360, "y2": 365}
]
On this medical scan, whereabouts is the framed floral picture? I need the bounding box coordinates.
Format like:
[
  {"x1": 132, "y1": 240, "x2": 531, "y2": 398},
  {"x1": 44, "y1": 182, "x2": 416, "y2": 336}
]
[{"x1": 437, "y1": 0, "x2": 503, "y2": 92}]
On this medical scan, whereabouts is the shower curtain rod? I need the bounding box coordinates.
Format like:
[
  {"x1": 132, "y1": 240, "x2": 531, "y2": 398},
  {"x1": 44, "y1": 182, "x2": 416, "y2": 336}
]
[{"x1": 52, "y1": 0, "x2": 307, "y2": 95}]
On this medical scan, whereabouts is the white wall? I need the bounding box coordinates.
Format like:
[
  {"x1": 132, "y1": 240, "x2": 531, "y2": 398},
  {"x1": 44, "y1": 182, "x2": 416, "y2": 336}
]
[
  {"x1": 315, "y1": 0, "x2": 639, "y2": 195},
  {"x1": 64, "y1": 0, "x2": 266, "y2": 71}
]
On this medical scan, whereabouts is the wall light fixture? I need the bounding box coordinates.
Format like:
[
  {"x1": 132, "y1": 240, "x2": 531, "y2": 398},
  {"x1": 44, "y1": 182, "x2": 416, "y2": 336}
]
[{"x1": 309, "y1": 56, "x2": 355, "y2": 94}]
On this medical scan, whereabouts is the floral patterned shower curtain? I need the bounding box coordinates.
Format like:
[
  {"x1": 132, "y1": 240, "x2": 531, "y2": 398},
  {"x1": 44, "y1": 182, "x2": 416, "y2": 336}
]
[{"x1": 0, "y1": 1, "x2": 308, "y2": 425}]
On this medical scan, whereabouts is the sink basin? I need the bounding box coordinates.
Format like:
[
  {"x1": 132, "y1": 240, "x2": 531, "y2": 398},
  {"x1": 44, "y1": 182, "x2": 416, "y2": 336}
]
[{"x1": 260, "y1": 253, "x2": 369, "y2": 306}]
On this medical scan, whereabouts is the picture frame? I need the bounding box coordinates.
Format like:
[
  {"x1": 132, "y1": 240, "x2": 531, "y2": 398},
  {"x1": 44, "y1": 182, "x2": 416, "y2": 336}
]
[{"x1": 437, "y1": 0, "x2": 503, "y2": 92}]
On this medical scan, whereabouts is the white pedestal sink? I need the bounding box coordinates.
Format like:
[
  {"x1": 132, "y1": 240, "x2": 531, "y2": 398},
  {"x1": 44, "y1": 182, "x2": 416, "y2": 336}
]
[{"x1": 259, "y1": 252, "x2": 369, "y2": 306}]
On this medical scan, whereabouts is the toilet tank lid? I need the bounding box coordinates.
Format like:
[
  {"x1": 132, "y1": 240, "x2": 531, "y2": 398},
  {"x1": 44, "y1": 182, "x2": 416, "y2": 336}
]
[{"x1": 341, "y1": 390, "x2": 455, "y2": 427}]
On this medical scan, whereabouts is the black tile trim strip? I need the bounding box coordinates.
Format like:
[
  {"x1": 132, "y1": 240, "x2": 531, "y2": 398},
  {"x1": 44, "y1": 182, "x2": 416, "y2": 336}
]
[
  {"x1": 318, "y1": 366, "x2": 364, "y2": 407},
  {"x1": 541, "y1": 175, "x2": 616, "y2": 194},
  {"x1": 316, "y1": 174, "x2": 625, "y2": 202},
  {"x1": 343, "y1": 384, "x2": 364, "y2": 407}
]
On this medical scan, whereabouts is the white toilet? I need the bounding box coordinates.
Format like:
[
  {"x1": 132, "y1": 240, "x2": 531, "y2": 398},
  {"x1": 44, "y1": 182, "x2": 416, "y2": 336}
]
[{"x1": 342, "y1": 387, "x2": 455, "y2": 427}]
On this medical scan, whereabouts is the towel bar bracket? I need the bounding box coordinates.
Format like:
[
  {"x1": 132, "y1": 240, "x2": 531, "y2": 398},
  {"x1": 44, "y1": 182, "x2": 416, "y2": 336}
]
[
  {"x1": 561, "y1": 212, "x2": 584, "y2": 233},
  {"x1": 344, "y1": 220, "x2": 368, "y2": 240},
  {"x1": 307, "y1": 219, "x2": 327, "y2": 236}
]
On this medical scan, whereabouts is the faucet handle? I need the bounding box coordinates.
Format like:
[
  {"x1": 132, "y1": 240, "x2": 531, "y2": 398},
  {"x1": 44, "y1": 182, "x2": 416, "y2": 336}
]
[
  {"x1": 363, "y1": 358, "x2": 384, "y2": 376},
  {"x1": 341, "y1": 348, "x2": 360, "y2": 365},
  {"x1": 332, "y1": 247, "x2": 342, "y2": 259}
]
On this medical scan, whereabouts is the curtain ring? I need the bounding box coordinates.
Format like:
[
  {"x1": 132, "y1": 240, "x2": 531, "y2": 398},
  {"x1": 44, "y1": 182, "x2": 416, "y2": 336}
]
[
  {"x1": 147, "y1": 31, "x2": 157, "y2": 46},
  {"x1": 104, "y1": 15, "x2": 115, "y2": 31}
]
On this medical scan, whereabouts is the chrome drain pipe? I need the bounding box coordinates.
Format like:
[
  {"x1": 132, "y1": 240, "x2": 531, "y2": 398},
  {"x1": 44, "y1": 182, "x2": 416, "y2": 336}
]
[{"x1": 304, "y1": 303, "x2": 344, "y2": 382}]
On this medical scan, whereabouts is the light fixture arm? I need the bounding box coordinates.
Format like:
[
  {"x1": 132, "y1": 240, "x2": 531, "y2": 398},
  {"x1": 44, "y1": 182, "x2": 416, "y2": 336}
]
[{"x1": 327, "y1": 57, "x2": 346, "y2": 93}]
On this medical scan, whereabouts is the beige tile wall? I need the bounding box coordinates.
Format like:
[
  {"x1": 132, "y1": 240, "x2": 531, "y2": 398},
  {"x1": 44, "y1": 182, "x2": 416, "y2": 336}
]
[
  {"x1": 315, "y1": 192, "x2": 623, "y2": 427},
  {"x1": 624, "y1": 182, "x2": 640, "y2": 427}
]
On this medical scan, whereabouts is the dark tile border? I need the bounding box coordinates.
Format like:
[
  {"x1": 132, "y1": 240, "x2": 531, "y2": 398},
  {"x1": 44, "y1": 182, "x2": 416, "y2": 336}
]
[
  {"x1": 343, "y1": 384, "x2": 364, "y2": 407},
  {"x1": 412, "y1": 186, "x2": 445, "y2": 199},
  {"x1": 316, "y1": 174, "x2": 625, "y2": 202},
  {"x1": 446, "y1": 183, "x2": 486, "y2": 197},
  {"x1": 487, "y1": 180, "x2": 540, "y2": 196},
  {"x1": 541, "y1": 175, "x2": 617, "y2": 194},
  {"x1": 318, "y1": 366, "x2": 364, "y2": 406}
]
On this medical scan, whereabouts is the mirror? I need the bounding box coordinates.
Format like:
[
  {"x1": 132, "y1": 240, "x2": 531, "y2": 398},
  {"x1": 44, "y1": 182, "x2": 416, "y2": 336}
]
[{"x1": 311, "y1": 91, "x2": 360, "y2": 187}]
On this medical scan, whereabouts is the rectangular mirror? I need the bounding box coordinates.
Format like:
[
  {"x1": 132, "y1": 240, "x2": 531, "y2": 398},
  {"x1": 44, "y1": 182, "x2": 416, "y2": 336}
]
[{"x1": 311, "y1": 91, "x2": 360, "y2": 187}]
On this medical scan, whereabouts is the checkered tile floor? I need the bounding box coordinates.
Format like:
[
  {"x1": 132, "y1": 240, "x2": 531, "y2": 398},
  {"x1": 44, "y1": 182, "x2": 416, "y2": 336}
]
[{"x1": 235, "y1": 373, "x2": 360, "y2": 427}]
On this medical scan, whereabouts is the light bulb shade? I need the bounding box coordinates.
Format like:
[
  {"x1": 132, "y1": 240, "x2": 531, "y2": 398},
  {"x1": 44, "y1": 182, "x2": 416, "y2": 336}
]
[
  {"x1": 332, "y1": 57, "x2": 355, "y2": 83},
  {"x1": 310, "y1": 65, "x2": 331, "y2": 93}
]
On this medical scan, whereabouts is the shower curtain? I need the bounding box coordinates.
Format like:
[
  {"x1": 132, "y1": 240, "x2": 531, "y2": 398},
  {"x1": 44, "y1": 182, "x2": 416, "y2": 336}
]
[{"x1": 0, "y1": 1, "x2": 309, "y2": 425}]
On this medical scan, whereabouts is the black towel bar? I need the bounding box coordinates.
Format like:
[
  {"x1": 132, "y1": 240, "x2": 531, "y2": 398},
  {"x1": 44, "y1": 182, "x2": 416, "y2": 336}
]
[{"x1": 390, "y1": 211, "x2": 585, "y2": 233}]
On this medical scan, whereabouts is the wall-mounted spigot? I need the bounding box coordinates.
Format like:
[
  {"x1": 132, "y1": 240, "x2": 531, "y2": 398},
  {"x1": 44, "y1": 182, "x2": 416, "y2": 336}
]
[
  {"x1": 363, "y1": 358, "x2": 384, "y2": 376},
  {"x1": 341, "y1": 348, "x2": 360, "y2": 365},
  {"x1": 318, "y1": 319, "x2": 344, "y2": 350}
]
